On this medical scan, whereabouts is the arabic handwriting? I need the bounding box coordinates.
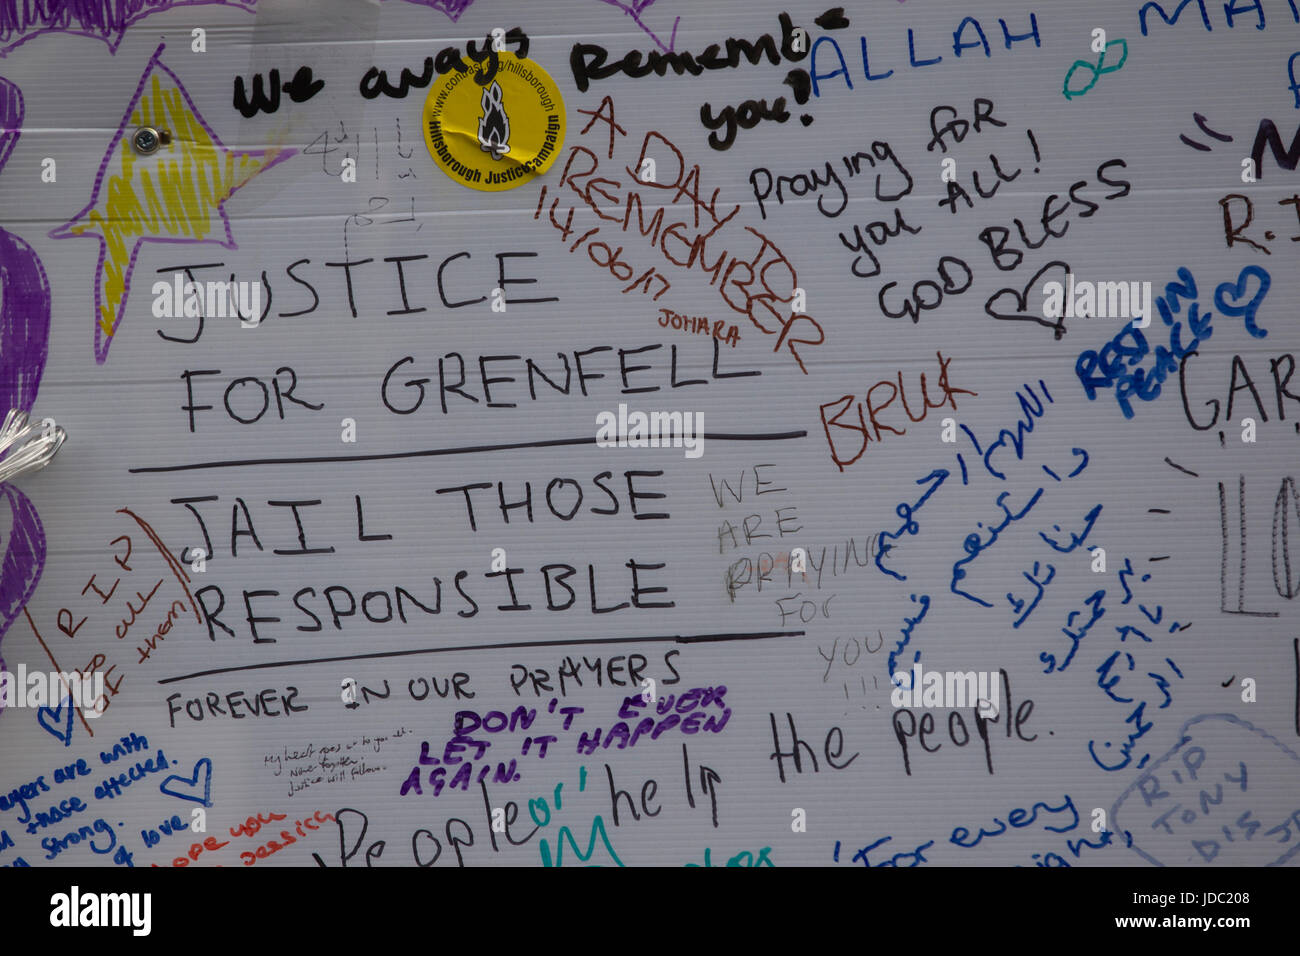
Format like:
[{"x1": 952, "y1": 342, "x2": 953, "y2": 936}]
[
  {"x1": 887, "y1": 594, "x2": 931, "y2": 683},
  {"x1": 950, "y1": 488, "x2": 1045, "y2": 606},
  {"x1": 1039, "y1": 502, "x2": 1102, "y2": 553},
  {"x1": 1008, "y1": 561, "x2": 1056, "y2": 628},
  {"x1": 876, "y1": 468, "x2": 949, "y2": 581}
]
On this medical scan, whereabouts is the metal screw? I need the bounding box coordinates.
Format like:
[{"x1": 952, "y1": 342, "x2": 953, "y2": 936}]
[{"x1": 131, "y1": 126, "x2": 168, "y2": 155}]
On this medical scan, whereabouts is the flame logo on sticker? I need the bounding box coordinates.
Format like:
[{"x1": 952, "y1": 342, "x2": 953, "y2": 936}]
[
  {"x1": 423, "y1": 56, "x2": 564, "y2": 192},
  {"x1": 478, "y1": 82, "x2": 510, "y2": 160}
]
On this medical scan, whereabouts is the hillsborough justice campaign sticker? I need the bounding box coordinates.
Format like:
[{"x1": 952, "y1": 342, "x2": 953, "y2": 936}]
[{"x1": 422, "y1": 57, "x2": 566, "y2": 191}]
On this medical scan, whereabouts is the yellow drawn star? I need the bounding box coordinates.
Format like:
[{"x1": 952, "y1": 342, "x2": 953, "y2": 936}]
[{"x1": 50, "y1": 43, "x2": 293, "y2": 363}]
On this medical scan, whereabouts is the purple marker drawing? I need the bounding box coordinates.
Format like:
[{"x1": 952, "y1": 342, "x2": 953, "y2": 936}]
[
  {"x1": 597, "y1": 0, "x2": 680, "y2": 52},
  {"x1": 0, "y1": 77, "x2": 52, "y2": 713},
  {"x1": 0, "y1": 0, "x2": 487, "y2": 58},
  {"x1": 0, "y1": 77, "x2": 20, "y2": 173},
  {"x1": 0, "y1": 484, "x2": 48, "y2": 716},
  {"x1": 389, "y1": 0, "x2": 476, "y2": 22},
  {"x1": 0, "y1": 228, "x2": 52, "y2": 419},
  {"x1": 0, "y1": 85, "x2": 52, "y2": 413},
  {"x1": 0, "y1": 81, "x2": 52, "y2": 412},
  {"x1": 0, "y1": 0, "x2": 258, "y2": 57}
]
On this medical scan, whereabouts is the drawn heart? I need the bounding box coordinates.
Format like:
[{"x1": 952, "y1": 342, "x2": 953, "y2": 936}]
[
  {"x1": 37, "y1": 694, "x2": 74, "y2": 747},
  {"x1": 984, "y1": 260, "x2": 1071, "y2": 340},
  {"x1": 160, "y1": 757, "x2": 213, "y2": 807},
  {"x1": 1214, "y1": 264, "x2": 1270, "y2": 339}
]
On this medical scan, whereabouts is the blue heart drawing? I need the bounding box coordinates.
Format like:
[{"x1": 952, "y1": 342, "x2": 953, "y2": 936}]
[
  {"x1": 1214, "y1": 264, "x2": 1271, "y2": 339},
  {"x1": 36, "y1": 694, "x2": 74, "y2": 747},
  {"x1": 160, "y1": 757, "x2": 213, "y2": 807}
]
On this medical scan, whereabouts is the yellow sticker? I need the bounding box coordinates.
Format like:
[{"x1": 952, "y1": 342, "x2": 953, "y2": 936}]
[{"x1": 423, "y1": 58, "x2": 566, "y2": 191}]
